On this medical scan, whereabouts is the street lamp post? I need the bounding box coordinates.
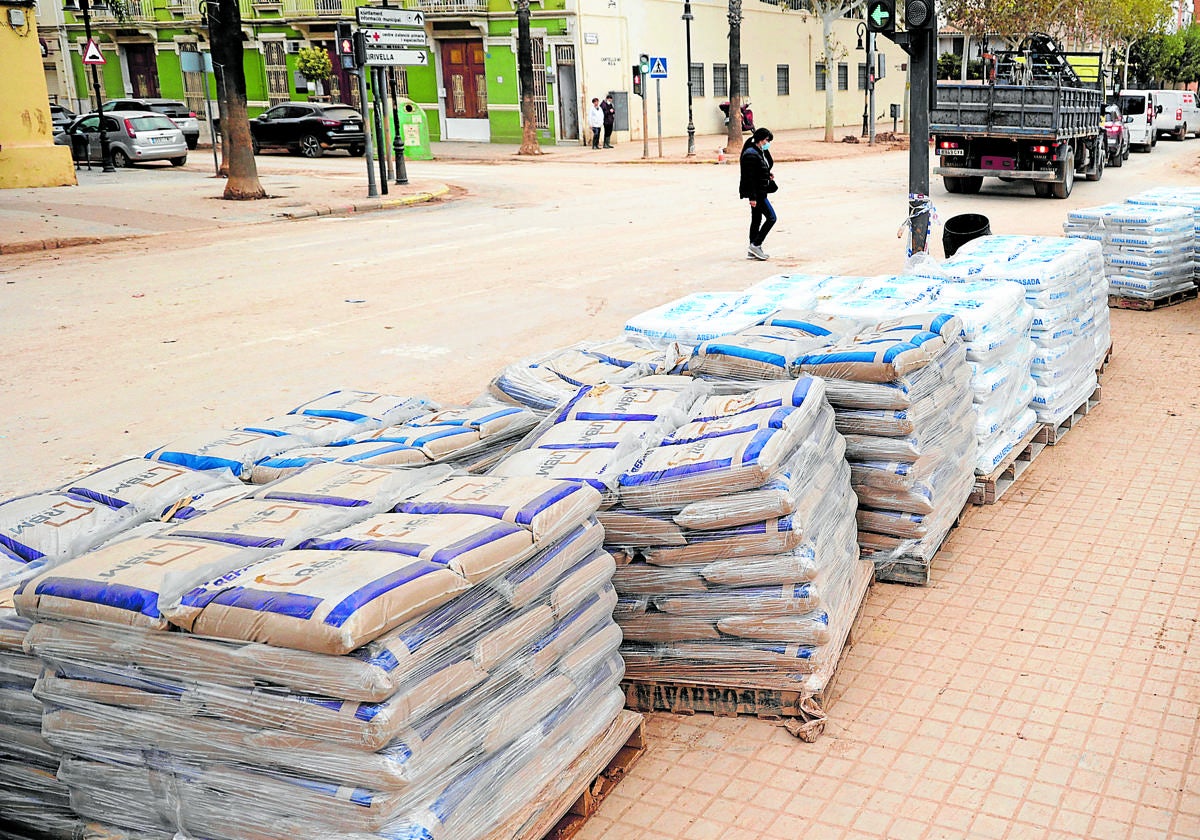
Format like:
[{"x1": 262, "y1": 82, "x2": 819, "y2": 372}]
[
  {"x1": 855, "y1": 21, "x2": 876, "y2": 145},
  {"x1": 78, "y1": 0, "x2": 114, "y2": 172},
  {"x1": 682, "y1": 0, "x2": 695, "y2": 157}
]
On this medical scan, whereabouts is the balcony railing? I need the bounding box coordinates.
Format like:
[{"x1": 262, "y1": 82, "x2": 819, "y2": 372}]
[
  {"x1": 281, "y1": 0, "x2": 357, "y2": 16},
  {"x1": 399, "y1": 0, "x2": 489, "y2": 15},
  {"x1": 85, "y1": 0, "x2": 157, "y2": 22}
]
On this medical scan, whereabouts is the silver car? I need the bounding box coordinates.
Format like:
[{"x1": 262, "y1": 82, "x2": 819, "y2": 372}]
[{"x1": 56, "y1": 110, "x2": 188, "y2": 168}]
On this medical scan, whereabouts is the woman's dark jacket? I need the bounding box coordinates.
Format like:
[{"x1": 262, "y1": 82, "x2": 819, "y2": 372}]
[{"x1": 739, "y1": 144, "x2": 773, "y2": 199}]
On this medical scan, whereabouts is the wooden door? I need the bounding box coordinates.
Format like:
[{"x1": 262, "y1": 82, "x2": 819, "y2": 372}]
[
  {"x1": 440, "y1": 39, "x2": 487, "y2": 119},
  {"x1": 125, "y1": 44, "x2": 160, "y2": 99}
]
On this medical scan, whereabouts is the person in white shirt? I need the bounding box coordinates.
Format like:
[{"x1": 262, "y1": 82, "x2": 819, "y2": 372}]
[{"x1": 587, "y1": 98, "x2": 604, "y2": 150}]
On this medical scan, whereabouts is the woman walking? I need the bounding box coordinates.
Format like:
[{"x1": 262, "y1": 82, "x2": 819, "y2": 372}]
[{"x1": 738, "y1": 127, "x2": 776, "y2": 260}]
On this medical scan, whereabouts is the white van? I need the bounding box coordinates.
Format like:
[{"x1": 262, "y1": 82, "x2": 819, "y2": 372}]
[
  {"x1": 1152, "y1": 89, "x2": 1200, "y2": 140},
  {"x1": 1118, "y1": 90, "x2": 1157, "y2": 151}
]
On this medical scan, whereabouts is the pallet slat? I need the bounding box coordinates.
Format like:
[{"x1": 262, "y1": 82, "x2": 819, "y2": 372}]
[
  {"x1": 1035, "y1": 384, "x2": 1102, "y2": 447},
  {"x1": 873, "y1": 498, "x2": 969, "y2": 586},
  {"x1": 1108, "y1": 287, "x2": 1197, "y2": 311},
  {"x1": 970, "y1": 421, "x2": 1045, "y2": 505}
]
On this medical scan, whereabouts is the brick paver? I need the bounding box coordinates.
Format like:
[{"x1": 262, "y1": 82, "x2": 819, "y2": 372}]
[{"x1": 583, "y1": 300, "x2": 1200, "y2": 838}]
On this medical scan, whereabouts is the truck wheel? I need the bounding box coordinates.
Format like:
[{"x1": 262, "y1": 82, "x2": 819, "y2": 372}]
[
  {"x1": 960, "y1": 176, "x2": 983, "y2": 194},
  {"x1": 1052, "y1": 149, "x2": 1074, "y2": 198},
  {"x1": 943, "y1": 176, "x2": 963, "y2": 194},
  {"x1": 1111, "y1": 149, "x2": 1124, "y2": 167},
  {"x1": 1086, "y1": 148, "x2": 1103, "y2": 181},
  {"x1": 1034, "y1": 182, "x2": 1053, "y2": 198}
]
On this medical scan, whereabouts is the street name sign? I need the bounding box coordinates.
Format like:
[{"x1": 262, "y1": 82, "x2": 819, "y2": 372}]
[
  {"x1": 362, "y1": 28, "x2": 428, "y2": 47},
  {"x1": 365, "y1": 48, "x2": 430, "y2": 66},
  {"x1": 355, "y1": 7, "x2": 424, "y2": 27}
]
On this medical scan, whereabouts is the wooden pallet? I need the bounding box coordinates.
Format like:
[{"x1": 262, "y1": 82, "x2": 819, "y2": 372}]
[
  {"x1": 1096, "y1": 342, "x2": 1113, "y2": 378},
  {"x1": 873, "y1": 499, "x2": 970, "y2": 586},
  {"x1": 1108, "y1": 286, "x2": 1198, "y2": 311},
  {"x1": 621, "y1": 561, "x2": 872, "y2": 742},
  {"x1": 485, "y1": 710, "x2": 646, "y2": 840},
  {"x1": 1035, "y1": 384, "x2": 1102, "y2": 447},
  {"x1": 970, "y1": 421, "x2": 1045, "y2": 505}
]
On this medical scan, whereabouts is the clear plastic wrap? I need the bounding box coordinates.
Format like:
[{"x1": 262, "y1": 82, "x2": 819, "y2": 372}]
[
  {"x1": 623, "y1": 292, "x2": 783, "y2": 345},
  {"x1": 1065, "y1": 203, "x2": 1194, "y2": 299}
]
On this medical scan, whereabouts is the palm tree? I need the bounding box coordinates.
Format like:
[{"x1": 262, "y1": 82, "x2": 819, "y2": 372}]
[
  {"x1": 516, "y1": 0, "x2": 542, "y2": 155},
  {"x1": 206, "y1": 0, "x2": 265, "y2": 199}
]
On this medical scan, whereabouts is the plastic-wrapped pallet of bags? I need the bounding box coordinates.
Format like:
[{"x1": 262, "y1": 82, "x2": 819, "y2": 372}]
[
  {"x1": 623, "y1": 292, "x2": 783, "y2": 346},
  {"x1": 601, "y1": 376, "x2": 870, "y2": 695},
  {"x1": 689, "y1": 311, "x2": 862, "y2": 380},
  {"x1": 488, "y1": 337, "x2": 688, "y2": 411},
  {"x1": 1127, "y1": 186, "x2": 1200, "y2": 284},
  {"x1": 18, "y1": 472, "x2": 634, "y2": 840},
  {"x1": 1065, "y1": 202, "x2": 1195, "y2": 301}
]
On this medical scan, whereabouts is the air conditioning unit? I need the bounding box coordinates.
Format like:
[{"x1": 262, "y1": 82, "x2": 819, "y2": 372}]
[{"x1": 286, "y1": 40, "x2": 303, "y2": 53}]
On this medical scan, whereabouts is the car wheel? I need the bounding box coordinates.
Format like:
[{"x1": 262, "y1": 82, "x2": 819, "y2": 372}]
[
  {"x1": 1123, "y1": 144, "x2": 1130, "y2": 160},
  {"x1": 1111, "y1": 150, "x2": 1123, "y2": 167},
  {"x1": 186, "y1": 138, "x2": 198, "y2": 150},
  {"x1": 1176, "y1": 124, "x2": 1187, "y2": 141},
  {"x1": 170, "y1": 156, "x2": 186, "y2": 167},
  {"x1": 348, "y1": 143, "x2": 365, "y2": 157},
  {"x1": 110, "y1": 148, "x2": 130, "y2": 168},
  {"x1": 252, "y1": 137, "x2": 261, "y2": 155},
  {"x1": 299, "y1": 134, "x2": 323, "y2": 158},
  {"x1": 960, "y1": 176, "x2": 983, "y2": 194}
]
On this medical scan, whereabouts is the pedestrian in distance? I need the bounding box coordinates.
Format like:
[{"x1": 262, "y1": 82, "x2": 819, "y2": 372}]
[
  {"x1": 600, "y1": 95, "x2": 616, "y2": 148},
  {"x1": 739, "y1": 127, "x2": 777, "y2": 260},
  {"x1": 588, "y1": 98, "x2": 604, "y2": 150}
]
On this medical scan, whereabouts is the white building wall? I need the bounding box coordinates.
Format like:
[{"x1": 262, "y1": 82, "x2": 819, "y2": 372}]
[{"x1": 575, "y1": 0, "x2": 910, "y2": 140}]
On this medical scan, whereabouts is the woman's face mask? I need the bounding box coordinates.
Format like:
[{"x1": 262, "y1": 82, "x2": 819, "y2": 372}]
[{"x1": 761, "y1": 141, "x2": 771, "y2": 150}]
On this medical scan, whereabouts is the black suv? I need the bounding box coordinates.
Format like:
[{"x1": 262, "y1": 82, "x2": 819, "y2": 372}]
[
  {"x1": 101, "y1": 98, "x2": 201, "y2": 149},
  {"x1": 249, "y1": 102, "x2": 366, "y2": 157}
]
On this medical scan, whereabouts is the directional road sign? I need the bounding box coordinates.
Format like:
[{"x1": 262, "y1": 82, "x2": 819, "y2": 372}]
[
  {"x1": 365, "y1": 48, "x2": 430, "y2": 67},
  {"x1": 362, "y1": 28, "x2": 428, "y2": 48},
  {"x1": 648, "y1": 56, "x2": 668, "y2": 79},
  {"x1": 355, "y1": 7, "x2": 424, "y2": 27},
  {"x1": 82, "y1": 38, "x2": 105, "y2": 65}
]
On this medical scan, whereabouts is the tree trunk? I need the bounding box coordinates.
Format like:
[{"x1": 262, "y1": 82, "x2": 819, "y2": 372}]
[
  {"x1": 726, "y1": 0, "x2": 743, "y2": 152},
  {"x1": 823, "y1": 16, "x2": 835, "y2": 142},
  {"x1": 209, "y1": 0, "x2": 265, "y2": 199},
  {"x1": 215, "y1": 65, "x2": 230, "y2": 177},
  {"x1": 516, "y1": 0, "x2": 542, "y2": 155}
]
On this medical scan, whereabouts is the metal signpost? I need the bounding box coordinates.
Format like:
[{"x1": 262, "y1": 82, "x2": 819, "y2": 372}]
[
  {"x1": 77, "y1": 1, "x2": 113, "y2": 173},
  {"x1": 649, "y1": 56, "x2": 667, "y2": 158},
  {"x1": 182, "y1": 50, "x2": 219, "y2": 174}
]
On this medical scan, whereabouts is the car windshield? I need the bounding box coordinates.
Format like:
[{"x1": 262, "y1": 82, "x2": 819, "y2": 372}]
[
  {"x1": 1120, "y1": 96, "x2": 1145, "y2": 113},
  {"x1": 150, "y1": 102, "x2": 188, "y2": 114},
  {"x1": 323, "y1": 108, "x2": 360, "y2": 122},
  {"x1": 128, "y1": 115, "x2": 178, "y2": 131}
]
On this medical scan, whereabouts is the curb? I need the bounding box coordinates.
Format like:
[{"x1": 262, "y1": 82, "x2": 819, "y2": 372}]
[
  {"x1": 278, "y1": 185, "x2": 450, "y2": 220},
  {"x1": 0, "y1": 185, "x2": 450, "y2": 256}
]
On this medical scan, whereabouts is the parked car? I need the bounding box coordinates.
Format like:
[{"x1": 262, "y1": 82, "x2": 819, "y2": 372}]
[
  {"x1": 249, "y1": 102, "x2": 366, "y2": 157},
  {"x1": 1103, "y1": 105, "x2": 1130, "y2": 167},
  {"x1": 49, "y1": 103, "x2": 76, "y2": 131},
  {"x1": 55, "y1": 111, "x2": 188, "y2": 167},
  {"x1": 1151, "y1": 89, "x2": 1200, "y2": 140},
  {"x1": 100, "y1": 98, "x2": 201, "y2": 149},
  {"x1": 1118, "y1": 90, "x2": 1157, "y2": 152}
]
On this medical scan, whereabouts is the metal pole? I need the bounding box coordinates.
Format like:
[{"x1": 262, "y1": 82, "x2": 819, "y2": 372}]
[
  {"x1": 203, "y1": 60, "x2": 219, "y2": 174},
  {"x1": 908, "y1": 29, "x2": 931, "y2": 254},
  {"x1": 859, "y1": 24, "x2": 868, "y2": 138},
  {"x1": 381, "y1": 69, "x2": 395, "y2": 182},
  {"x1": 656, "y1": 77, "x2": 663, "y2": 158},
  {"x1": 642, "y1": 80, "x2": 649, "y2": 159},
  {"x1": 372, "y1": 68, "x2": 389, "y2": 195},
  {"x1": 356, "y1": 68, "x2": 378, "y2": 197},
  {"x1": 683, "y1": 0, "x2": 695, "y2": 157},
  {"x1": 78, "y1": 0, "x2": 114, "y2": 172},
  {"x1": 390, "y1": 68, "x2": 407, "y2": 185},
  {"x1": 868, "y1": 31, "x2": 876, "y2": 145}
]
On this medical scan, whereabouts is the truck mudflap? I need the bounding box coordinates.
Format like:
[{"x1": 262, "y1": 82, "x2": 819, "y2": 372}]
[{"x1": 933, "y1": 166, "x2": 1059, "y2": 181}]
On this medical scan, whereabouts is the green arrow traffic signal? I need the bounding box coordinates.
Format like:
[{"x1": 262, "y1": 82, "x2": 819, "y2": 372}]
[{"x1": 866, "y1": 0, "x2": 894, "y2": 34}]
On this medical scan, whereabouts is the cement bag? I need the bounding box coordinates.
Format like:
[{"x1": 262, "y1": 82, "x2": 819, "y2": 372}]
[
  {"x1": 248, "y1": 443, "x2": 427, "y2": 483},
  {"x1": 349, "y1": 424, "x2": 483, "y2": 458},
  {"x1": 617, "y1": 614, "x2": 724, "y2": 643},
  {"x1": 0, "y1": 720, "x2": 61, "y2": 768},
  {"x1": 0, "y1": 686, "x2": 44, "y2": 728},
  {"x1": 761, "y1": 309, "x2": 864, "y2": 339},
  {"x1": 165, "y1": 499, "x2": 375, "y2": 550},
  {"x1": 0, "y1": 649, "x2": 39, "y2": 686},
  {"x1": 857, "y1": 508, "x2": 929, "y2": 540},
  {"x1": 161, "y1": 484, "x2": 253, "y2": 522},
  {"x1": 689, "y1": 327, "x2": 829, "y2": 380},
  {"x1": 529, "y1": 419, "x2": 659, "y2": 451},
  {"x1": 623, "y1": 292, "x2": 780, "y2": 344},
  {"x1": 242, "y1": 414, "x2": 377, "y2": 446},
  {"x1": 630, "y1": 640, "x2": 822, "y2": 674},
  {"x1": 597, "y1": 510, "x2": 686, "y2": 546},
  {"x1": 0, "y1": 492, "x2": 134, "y2": 569},
  {"x1": 662, "y1": 404, "x2": 815, "y2": 448},
  {"x1": 288, "y1": 390, "x2": 434, "y2": 427},
  {"x1": 520, "y1": 586, "x2": 619, "y2": 678},
  {"x1": 853, "y1": 483, "x2": 936, "y2": 516},
  {"x1": 488, "y1": 447, "x2": 622, "y2": 497},
  {"x1": 742, "y1": 274, "x2": 828, "y2": 310},
  {"x1": 651, "y1": 583, "x2": 820, "y2": 617},
  {"x1": 716, "y1": 611, "x2": 831, "y2": 645},
  {"x1": 492, "y1": 518, "x2": 605, "y2": 609},
  {"x1": 641, "y1": 516, "x2": 802, "y2": 566},
  {"x1": 412, "y1": 404, "x2": 539, "y2": 440},
  {"x1": 62, "y1": 459, "x2": 241, "y2": 519},
  {"x1": 146, "y1": 429, "x2": 311, "y2": 479},
  {"x1": 554, "y1": 382, "x2": 701, "y2": 424},
  {"x1": 14, "y1": 536, "x2": 265, "y2": 629},
  {"x1": 691, "y1": 376, "x2": 825, "y2": 423},
  {"x1": 867, "y1": 312, "x2": 964, "y2": 342},
  {"x1": 619, "y1": 427, "x2": 804, "y2": 507},
  {"x1": 252, "y1": 462, "x2": 446, "y2": 511},
  {"x1": 396, "y1": 474, "x2": 602, "y2": 544},
  {"x1": 796, "y1": 332, "x2": 944, "y2": 383}
]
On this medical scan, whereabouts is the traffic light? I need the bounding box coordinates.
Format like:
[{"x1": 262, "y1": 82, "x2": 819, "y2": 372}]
[
  {"x1": 904, "y1": 0, "x2": 935, "y2": 30},
  {"x1": 865, "y1": 0, "x2": 894, "y2": 35},
  {"x1": 335, "y1": 21, "x2": 355, "y2": 69},
  {"x1": 352, "y1": 29, "x2": 367, "y2": 67},
  {"x1": 638, "y1": 53, "x2": 650, "y2": 75},
  {"x1": 632, "y1": 65, "x2": 643, "y2": 97}
]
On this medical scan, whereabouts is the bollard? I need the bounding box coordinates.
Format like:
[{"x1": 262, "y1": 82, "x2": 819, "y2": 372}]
[{"x1": 393, "y1": 135, "x2": 408, "y2": 185}]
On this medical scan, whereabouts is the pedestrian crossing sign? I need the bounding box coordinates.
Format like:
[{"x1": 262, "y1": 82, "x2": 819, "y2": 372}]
[
  {"x1": 649, "y1": 56, "x2": 668, "y2": 79},
  {"x1": 82, "y1": 38, "x2": 105, "y2": 65}
]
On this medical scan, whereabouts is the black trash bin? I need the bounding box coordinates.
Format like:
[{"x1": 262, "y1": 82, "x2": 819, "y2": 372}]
[
  {"x1": 943, "y1": 213, "x2": 991, "y2": 258},
  {"x1": 70, "y1": 133, "x2": 90, "y2": 166}
]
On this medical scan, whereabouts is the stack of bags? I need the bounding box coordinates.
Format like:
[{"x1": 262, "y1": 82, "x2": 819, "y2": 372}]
[
  {"x1": 940, "y1": 236, "x2": 1106, "y2": 427},
  {"x1": 604, "y1": 378, "x2": 869, "y2": 690},
  {"x1": 794, "y1": 316, "x2": 978, "y2": 577},
  {"x1": 16, "y1": 465, "x2": 629, "y2": 840},
  {"x1": 623, "y1": 292, "x2": 785, "y2": 346},
  {"x1": 1065, "y1": 202, "x2": 1195, "y2": 301},
  {"x1": 1126, "y1": 187, "x2": 1200, "y2": 286}
]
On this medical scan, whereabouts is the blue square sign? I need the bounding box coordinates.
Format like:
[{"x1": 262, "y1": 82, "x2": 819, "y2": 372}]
[{"x1": 649, "y1": 56, "x2": 668, "y2": 79}]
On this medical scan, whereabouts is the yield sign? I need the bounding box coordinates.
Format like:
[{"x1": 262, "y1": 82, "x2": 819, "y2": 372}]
[{"x1": 82, "y1": 38, "x2": 105, "y2": 65}]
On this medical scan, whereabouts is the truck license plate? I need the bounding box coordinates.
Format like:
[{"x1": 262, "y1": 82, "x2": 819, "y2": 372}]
[{"x1": 939, "y1": 148, "x2": 964, "y2": 156}]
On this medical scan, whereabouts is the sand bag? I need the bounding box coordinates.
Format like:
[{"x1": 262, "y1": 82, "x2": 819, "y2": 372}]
[
  {"x1": 796, "y1": 331, "x2": 944, "y2": 383},
  {"x1": 287, "y1": 390, "x2": 434, "y2": 427},
  {"x1": 299, "y1": 512, "x2": 536, "y2": 583},
  {"x1": 396, "y1": 474, "x2": 602, "y2": 544},
  {"x1": 14, "y1": 536, "x2": 266, "y2": 629},
  {"x1": 62, "y1": 459, "x2": 241, "y2": 518},
  {"x1": 165, "y1": 548, "x2": 474, "y2": 655}
]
